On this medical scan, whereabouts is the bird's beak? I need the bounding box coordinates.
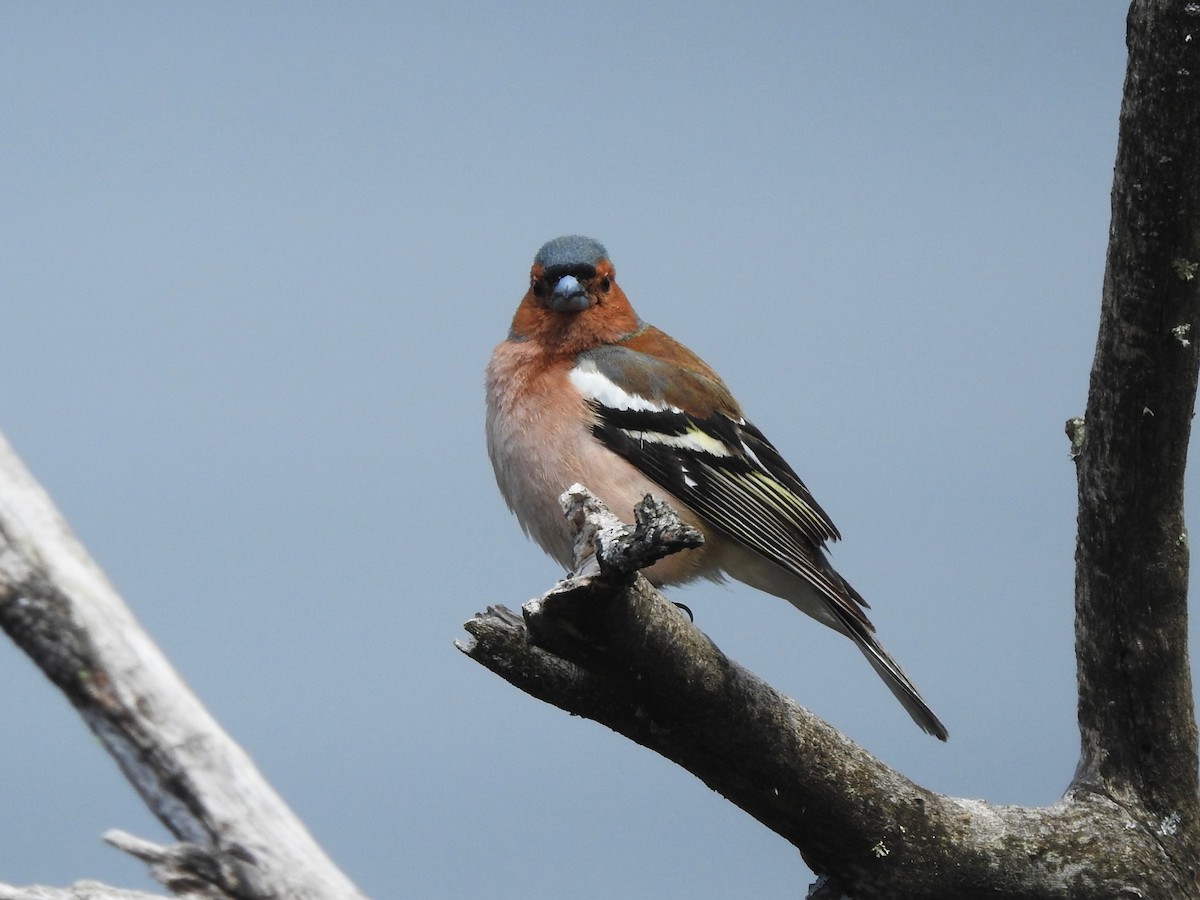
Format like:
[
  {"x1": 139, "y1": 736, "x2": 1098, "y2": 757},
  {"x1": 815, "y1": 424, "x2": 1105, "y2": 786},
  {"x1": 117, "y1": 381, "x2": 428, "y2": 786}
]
[{"x1": 548, "y1": 274, "x2": 592, "y2": 312}]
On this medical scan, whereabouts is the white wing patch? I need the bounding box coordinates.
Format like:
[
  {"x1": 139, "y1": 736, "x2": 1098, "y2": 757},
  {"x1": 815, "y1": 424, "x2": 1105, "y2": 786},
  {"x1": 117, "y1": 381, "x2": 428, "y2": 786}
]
[
  {"x1": 569, "y1": 359, "x2": 731, "y2": 457},
  {"x1": 569, "y1": 360, "x2": 677, "y2": 413}
]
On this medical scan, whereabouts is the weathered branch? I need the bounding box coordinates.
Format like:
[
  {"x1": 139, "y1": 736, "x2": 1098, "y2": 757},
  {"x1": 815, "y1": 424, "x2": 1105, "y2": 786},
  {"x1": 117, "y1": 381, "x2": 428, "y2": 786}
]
[
  {"x1": 0, "y1": 830, "x2": 235, "y2": 900},
  {"x1": 0, "y1": 432, "x2": 364, "y2": 900},
  {"x1": 463, "y1": 488, "x2": 1181, "y2": 897},
  {"x1": 0, "y1": 883, "x2": 167, "y2": 900}
]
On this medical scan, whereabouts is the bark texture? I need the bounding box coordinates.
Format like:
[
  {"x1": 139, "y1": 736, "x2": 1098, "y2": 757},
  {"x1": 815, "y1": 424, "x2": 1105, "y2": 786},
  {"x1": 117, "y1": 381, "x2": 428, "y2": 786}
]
[
  {"x1": 0, "y1": 431, "x2": 364, "y2": 900},
  {"x1": 1073, "y1": 0, "x2": 1200, "y2": 829}
]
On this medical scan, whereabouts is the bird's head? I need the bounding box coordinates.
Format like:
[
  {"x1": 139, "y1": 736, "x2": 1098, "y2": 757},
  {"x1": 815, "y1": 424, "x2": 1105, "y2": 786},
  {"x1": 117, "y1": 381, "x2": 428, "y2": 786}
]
[{"x1": 508, "y1": 236, "x2": 642, "y2": 352}]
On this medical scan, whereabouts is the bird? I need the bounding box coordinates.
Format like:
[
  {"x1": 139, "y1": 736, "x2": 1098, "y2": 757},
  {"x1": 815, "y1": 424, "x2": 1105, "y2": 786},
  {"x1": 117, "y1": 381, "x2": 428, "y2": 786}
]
[{"x1": 485, "y1": 235, "x2": 948, "y2": 740}]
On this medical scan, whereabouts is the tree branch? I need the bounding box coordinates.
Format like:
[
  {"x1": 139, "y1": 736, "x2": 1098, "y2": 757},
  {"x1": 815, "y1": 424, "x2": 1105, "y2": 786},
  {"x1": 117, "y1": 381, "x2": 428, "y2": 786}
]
[
  {"x1": 1072, "y1": 0, "x2": 1200, "y2": 837},
  {"x1": 0, "y1": 432, "x2": 363, "y2": 900},
  {"x1": 0, "y1": 882, "x2": 167, "y2": 900},
  {"x1": 462, "y1": 489, "x2": 1178, "y2": 898}
]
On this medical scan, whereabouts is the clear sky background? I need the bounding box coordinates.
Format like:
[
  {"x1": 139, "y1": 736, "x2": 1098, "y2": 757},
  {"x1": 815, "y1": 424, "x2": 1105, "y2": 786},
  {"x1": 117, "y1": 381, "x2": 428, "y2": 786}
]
[{"x1": 0, "y1": 3, "x2": 1158, "y2": 897}]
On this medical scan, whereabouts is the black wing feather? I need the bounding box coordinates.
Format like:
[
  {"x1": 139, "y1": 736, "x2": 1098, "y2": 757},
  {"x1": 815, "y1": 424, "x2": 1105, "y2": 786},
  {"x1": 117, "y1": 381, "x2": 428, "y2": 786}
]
[{"x1": 590, "y1": 403, "x2": 862, "y2": 613}]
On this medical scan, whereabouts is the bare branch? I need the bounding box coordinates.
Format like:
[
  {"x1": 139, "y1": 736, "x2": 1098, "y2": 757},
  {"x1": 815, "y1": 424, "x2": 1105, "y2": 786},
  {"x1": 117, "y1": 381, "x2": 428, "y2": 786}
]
[
  {"x1": 0, "y1": 432, "x2": 363, "y2": 900},
  {"x1": 462, "y1": 489, "x2": 1181, "y2": 897},
  {"x1": 0, "y1": 883, "x2": 168, "y2": 900}
]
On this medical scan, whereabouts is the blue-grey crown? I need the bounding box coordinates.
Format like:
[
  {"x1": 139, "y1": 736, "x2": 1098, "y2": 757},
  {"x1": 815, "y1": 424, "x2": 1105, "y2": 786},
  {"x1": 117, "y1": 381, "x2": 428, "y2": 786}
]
[{"x1": 534, "y1": 235, "x2": 609, "y2": 270}]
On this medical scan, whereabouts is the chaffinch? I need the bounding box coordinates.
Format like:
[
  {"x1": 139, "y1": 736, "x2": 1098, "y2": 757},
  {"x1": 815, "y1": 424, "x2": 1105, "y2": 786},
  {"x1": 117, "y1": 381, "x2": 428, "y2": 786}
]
[{"x1": 486, "y1": 235, "x2": 947, "y2": 740}]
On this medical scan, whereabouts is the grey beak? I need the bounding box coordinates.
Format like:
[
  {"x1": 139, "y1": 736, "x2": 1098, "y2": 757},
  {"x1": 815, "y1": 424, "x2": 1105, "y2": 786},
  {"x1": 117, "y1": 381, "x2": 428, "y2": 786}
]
[{"x1": 548, "y1": 274, "x2": 591, "y2": 312}]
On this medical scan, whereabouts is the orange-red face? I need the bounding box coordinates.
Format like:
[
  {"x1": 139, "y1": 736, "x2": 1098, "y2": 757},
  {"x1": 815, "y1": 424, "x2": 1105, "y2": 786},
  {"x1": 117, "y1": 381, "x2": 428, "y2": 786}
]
[
  {"x1": 530, "y1": 257, "x2": 615, "y2": 312},
  {"x1": 508, "y1": 256, "x2": 641, "y2": 354}
]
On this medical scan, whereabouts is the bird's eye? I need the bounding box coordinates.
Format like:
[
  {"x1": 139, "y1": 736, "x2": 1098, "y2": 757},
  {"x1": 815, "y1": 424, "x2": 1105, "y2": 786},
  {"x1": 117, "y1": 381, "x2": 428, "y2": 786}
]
[
  {"x1": 532, "y1": 279, "x2": 547, "y2": 299},
  {"x1": 598, "y1": 276, "x2": 611, "y2": 293}
]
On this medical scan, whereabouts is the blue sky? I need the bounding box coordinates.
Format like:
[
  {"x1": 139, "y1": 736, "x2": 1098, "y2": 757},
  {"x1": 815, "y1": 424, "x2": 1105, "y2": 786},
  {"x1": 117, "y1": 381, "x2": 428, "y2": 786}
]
[{"x1": 0, "y1": 3, "x2": 1149, "y2": 897}]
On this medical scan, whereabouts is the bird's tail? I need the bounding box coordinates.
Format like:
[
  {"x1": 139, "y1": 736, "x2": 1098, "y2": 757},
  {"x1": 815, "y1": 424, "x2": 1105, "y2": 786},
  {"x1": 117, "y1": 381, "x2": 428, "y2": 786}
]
[
  {"x1": 717, "y1": 543, "x2": 948, "y2": 738},
  {"x1": 850, "y1": 628, "x2": 948, "y2": 741}
]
